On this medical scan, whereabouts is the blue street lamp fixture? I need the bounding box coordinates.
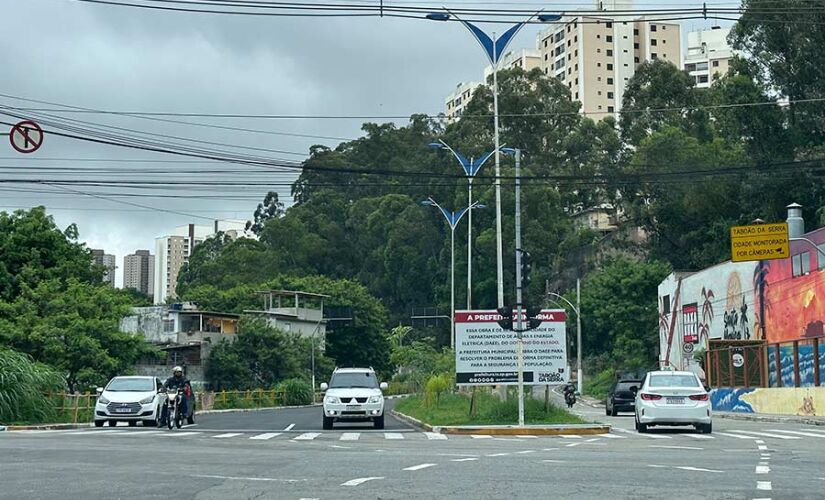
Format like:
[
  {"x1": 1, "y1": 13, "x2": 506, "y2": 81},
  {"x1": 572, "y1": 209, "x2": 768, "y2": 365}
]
[
  {"x1": 429, "y1": 140, "x2": 497, "y2": 309},
  {"x1": 427, "y1": 8, "x2": 562, "y2": 309},
  {"x1": 421, "y1": 197, "x2": 485, "y2": 348}
]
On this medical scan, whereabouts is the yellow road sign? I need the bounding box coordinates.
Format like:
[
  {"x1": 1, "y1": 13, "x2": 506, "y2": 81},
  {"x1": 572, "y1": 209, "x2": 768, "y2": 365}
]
[{"x1": 730, "y1": 222, "x2": 790, "y2": 262}]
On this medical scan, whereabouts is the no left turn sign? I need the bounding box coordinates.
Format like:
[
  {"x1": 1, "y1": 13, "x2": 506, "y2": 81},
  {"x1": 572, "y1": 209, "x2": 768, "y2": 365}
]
[{"x1": 9, "y1": 120, "x2": 44, "y2": 153}]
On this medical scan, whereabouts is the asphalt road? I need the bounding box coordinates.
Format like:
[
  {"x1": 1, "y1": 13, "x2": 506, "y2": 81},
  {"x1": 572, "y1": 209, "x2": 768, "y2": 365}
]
[{"x1": 2, "y1": 397, "x2": 825, "y2": 499}]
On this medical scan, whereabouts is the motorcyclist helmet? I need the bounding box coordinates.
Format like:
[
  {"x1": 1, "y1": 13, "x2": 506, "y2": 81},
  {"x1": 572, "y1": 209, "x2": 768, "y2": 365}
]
[{"x1": 173, "y1": 366, "x2": 184, "y2": 377}]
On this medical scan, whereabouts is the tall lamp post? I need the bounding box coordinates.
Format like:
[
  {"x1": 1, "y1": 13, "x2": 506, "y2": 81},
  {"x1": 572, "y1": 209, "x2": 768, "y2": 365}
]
[
  {"x1": 429, "y1": 140, "x2": 496, "y2": 309},
  {"x1": 548, "y1": 283, "x2": 583, "y2": 395},
  {"x1": 426, "y1": 10, "x2": 562, "y2": 308},
  {"x1": 421, "y1": 197, "x2": 485, "y2": 348}
]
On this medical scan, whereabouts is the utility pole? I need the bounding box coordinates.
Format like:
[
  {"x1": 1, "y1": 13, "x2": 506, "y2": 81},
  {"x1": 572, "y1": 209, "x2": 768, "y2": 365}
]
[
  {"x1": 513, "y1": 148, "x2": 525, "y2": 427},
  {"x1": 577, "y1": 277, "x2": 583, "y2": 395}
]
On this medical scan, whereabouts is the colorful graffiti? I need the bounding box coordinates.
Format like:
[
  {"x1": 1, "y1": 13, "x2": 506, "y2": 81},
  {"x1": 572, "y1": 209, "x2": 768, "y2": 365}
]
[
  {"x1": 711, "y1": 387, "x2": 825, "y2": 416},
  {"x1": 758, "y1": 228, "x2": 825, "y2": 343}
]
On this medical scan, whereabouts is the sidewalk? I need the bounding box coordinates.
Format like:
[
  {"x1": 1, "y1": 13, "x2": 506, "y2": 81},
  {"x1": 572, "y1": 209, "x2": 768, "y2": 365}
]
[{"x1": 714, "y1": 411, "x2": 825, "y2": 426}]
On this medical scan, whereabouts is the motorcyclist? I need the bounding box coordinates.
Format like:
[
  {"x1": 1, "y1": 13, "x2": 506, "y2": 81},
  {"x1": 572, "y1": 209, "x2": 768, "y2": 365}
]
[
  {"x1": 160, "y1": 366, "x2": 191, "y2": 426},
  {"x1": 563, "y1": 382, "x2": 577, "y2": 407}
]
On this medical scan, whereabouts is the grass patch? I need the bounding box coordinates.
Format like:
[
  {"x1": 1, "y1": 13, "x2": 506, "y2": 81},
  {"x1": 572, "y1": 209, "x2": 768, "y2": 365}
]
[
  {"x1": 583, "y1": 368, "x2": 615, "y2": 401},
  {"x1": 394, "y1": 392, "x2": 586, "y2": 426}
]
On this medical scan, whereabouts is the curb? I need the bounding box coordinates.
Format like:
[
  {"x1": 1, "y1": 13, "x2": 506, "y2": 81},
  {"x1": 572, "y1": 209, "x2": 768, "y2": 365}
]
[
  {"x1": 390, "y1": 410, "x2": 433, "y2": 432},
  {"x1": 433, "y1": 424, "x2": 611, "y2": 436},
  {"x1": 4, "y1": 423, "x2": 91, "y2": 431},
  {"x1": 715, "y1": 412, "x2": 825, "y2": 426},
  {"x1": 385, "y1": 394, "x2": 411, "y2": 400}
]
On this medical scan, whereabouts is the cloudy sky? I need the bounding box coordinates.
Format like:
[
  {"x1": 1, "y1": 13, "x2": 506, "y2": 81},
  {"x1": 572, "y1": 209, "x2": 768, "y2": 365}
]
[{"x1": 0, "y1": 0, "x2": 722, "y2": 286}]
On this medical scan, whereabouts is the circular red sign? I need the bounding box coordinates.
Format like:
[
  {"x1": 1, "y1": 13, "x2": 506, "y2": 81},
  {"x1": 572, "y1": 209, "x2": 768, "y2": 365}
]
[{"x1": 9, "y1": 120, "x2": 44, "y2": 154}]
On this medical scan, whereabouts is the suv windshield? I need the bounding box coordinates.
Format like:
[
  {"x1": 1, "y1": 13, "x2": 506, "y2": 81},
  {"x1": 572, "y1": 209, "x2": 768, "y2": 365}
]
[
  {"x1": 615, "y1": 381, "x2": 640, "y2": 392},
  {"x1": 329, "y1": 372, "x2": 378, "y2": 389},
  {"x1": 107, "y1": 378, "x2": 154, "y2": 392},
  {"x1": 649, "y1": 374, "x2": 700, "y2": 388}
]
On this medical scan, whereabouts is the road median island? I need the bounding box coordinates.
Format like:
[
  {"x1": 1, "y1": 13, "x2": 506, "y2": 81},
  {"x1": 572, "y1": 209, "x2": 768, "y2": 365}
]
[{"x1": 392, "y1": 393, "x2": 609, "y2": 436}]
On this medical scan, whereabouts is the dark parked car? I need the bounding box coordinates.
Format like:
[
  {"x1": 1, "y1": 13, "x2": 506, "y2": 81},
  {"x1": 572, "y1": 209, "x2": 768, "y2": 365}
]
[{"x1": 606, "y1": 379, "x2": 642, "y2": 416}]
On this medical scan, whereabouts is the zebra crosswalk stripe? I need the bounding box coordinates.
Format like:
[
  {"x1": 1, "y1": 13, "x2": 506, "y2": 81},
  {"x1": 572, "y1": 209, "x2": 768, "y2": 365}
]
[
  {"x1": 213, "y1": 433, "x2": 243, "y2": 439},
  {"x1": 424, "y1": 432, "x2": 447, "y2": 440},
  {"x1": 340, "y1": 433, "x2": 360, "y2": 441},
  {"x1": 249, "y1": 433, "x2": 281, "y2": 440},
  {"x1": 293, "y1": 433, "x2": 321, "y2": 441},
  {"x1": 728, "y1": 430, "x2": 801, "y2": 440},
  {"x1": 715, "y1": 432, "x2": 758, "y2": 440},
  {"x1": 765, "y1": 429, "x2": 825, "y2": 438},
  {"x1": 471, "y1": 435, "x2": 493, "y2": 439},
  {"x1": 596, "y1": 433, "x2": 626, "y2": 439},
  {"x1": 384, "y1": 433, "x2": 404, "y2": 440}
]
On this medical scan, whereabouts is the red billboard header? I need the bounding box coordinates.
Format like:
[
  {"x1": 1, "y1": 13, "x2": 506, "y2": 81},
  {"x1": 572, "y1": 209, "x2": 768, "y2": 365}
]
[{"x1": 455, "y1": 309, "x2": 568, "y2": 323}]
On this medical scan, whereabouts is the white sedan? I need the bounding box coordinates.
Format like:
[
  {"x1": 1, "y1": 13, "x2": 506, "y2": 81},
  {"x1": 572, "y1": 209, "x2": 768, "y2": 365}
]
[
  {"x1": 634, "y1": 370, "x2": 712, "y2": 434},
  {"x1": 94, "y1": 376, "x2": 166, "y2": 427}
]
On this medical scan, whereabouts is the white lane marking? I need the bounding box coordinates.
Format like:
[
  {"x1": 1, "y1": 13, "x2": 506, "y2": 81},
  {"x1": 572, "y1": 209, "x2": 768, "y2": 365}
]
[
  {"x1": 597, "y1": 433, "x2": 626, "y2": 439},
  {"x1": 756, "y1": 465, "x2": 771, "y2": 474},
  {"x1": 250, "y1": 433, "x2": 281, "y2": 440},
  {"x1": 471, "y1": 435, "x2": 493, "y2": 439},
  {"x1": 487, "y1": 452, "x2": 511, "y2": 457},
  {"x1": 758, "y1": 445, "x2": 769, "y2": 451},
  {"x1": 686, "y1": 434, "x2": 715, "y2": 440},
  {"x1": 451, "y1": 458, "x2": 479, "y2": 462},
  {"x1": 515, "y1": 435, "x2": 538, "y2": 439},
  {"x1": 119, "y1": 431, "x2": 163, "y2": 436},
  {"x1": 516, "y1": 450, "x2": 537, "y2": 454},
  {"x1": 403, "y1": 463, "x2": 436, "y2": 471},
  {"x1": 641, "y1": 434, "x2": 672, "y2": 440},
  {"x1": 195, "y1": 474, "x2": 302, "y2": 483},
  {"x1": 293, "y1": 433, "x2": 320, "y2": 441},
  {"x1": 613, "y1": 428, "x2": 636, "y2": 434},
  {"x1": 341, "y1": 477, "x2": 383, "y2": 486},
  {"x1": 542, "y1": 460, "x2": 566, "y2": 463},
  {"x1": 755, "y1": 440, "x2": 766, "y2": 444},
  {"x1": 542, "y1": 448, "x2": 559, "y2": 451},
  {"x1": 74, "y1": 430, "x2": 127, "y2": 435},
  {"x1": 329, "y1": 445, "x2": 351, "y2": 449},
  {"x1": 384, "y1": 433, "x2": 404, "y2": 440},
  {"x1": 340, "y1": 433, "x2": 360, "y2": 441},
  {"x1": 584, "y1": 438, "x2": 600, "y2": 443},
  {"x1": 492, "y1": 437, "x2": 524, "y2": 442},
  {"x1": 756, "y1": 481, "x2": 772, "y2": 491},
  {"x1": 559, "y1": 435, "x2": 581, "y2": 439},
  {"x1": 284, "y1": 424, "x2": 296, "y2": 431},
  {"x1": 565, "y1": 442, "x2": 582, "y2": 448},
  {"x1": 728, "y1": 430, "x2": 801, "y2": 440},
  {"x1": 715, "y1": 432, "x2": 759, "y2": 440},
  {"x1": 13, "y1": 430, "x2": 75, "y2": 434},
  {"x1": 213, "y1": 433, "x2": 243, "y2": 439},
  {"x1": 181, "y1": 424, "x2": 198, "y2": 428},
  {"x1": 165, "y1": 432, "x2": 202, "y2": 437},
  {"x1": 649, "y1": 445, "x2": 704, "y2": 451},
  {"x1": 766, "y1": 429, "x2": 825, "y2": 438},
  {"x1": 675, "y1": 466, "x2": 723, "y2": 473},
  {"x1": 424, "y1": 432, "x2": 447, "y2": 440}
]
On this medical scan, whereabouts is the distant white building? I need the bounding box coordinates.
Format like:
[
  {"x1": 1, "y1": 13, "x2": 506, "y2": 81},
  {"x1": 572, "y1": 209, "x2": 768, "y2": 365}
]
[
  {"x1": 153, "y1": 220, "x2": 254, "y2": 304},
  {"x1": 684, "y1": 26, "x2": 734, "y2": 88},
  {"x1": 91, "y1": 249, "x2": 116, "y2": 286},
  {"x1": 444, "y1": 81, "x2": 481, "y2": 123},
  {"x1": 124, "y1": 250, "x2": 154, "y2": 299}
]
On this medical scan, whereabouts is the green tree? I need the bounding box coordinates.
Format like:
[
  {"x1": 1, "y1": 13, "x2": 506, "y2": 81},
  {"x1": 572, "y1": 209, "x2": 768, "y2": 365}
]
[
  {"x1": 246, "y1": 191, "x2": 284, "y2": 235},
  {"x1": 578, "y1": 258, "x2": 671, "y2": 372}
]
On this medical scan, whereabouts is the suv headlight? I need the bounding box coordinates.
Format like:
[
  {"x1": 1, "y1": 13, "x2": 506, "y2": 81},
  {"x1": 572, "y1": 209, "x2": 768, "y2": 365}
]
[
  {"x1": 368, "y1": 395, "x2": 383, "y2": 404},
  {"x1": 139, "y1": 395, "x2": 155, "y2": 405},
  {"x1": 98, "y1": 396, "x2": 110, "y2": 405},
  {"x1": 325, "y1": 396, "x2": 340, "y2": 404}
]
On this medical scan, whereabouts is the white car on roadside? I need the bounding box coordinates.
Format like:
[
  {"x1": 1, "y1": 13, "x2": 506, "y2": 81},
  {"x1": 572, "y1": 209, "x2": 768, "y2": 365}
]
[
  {"x1": 320, "y1": 368, "x2": 388, "y2": 430},
  {"x1": 94, "y1": 376, "x2": 166, "y2": 427},
  {"x1": 634, "y1": 370, "x2": 712, "y2": 434}
]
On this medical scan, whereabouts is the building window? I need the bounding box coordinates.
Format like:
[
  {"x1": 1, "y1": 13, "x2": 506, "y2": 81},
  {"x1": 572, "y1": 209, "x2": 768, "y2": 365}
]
[
  {"x1": 607, "y1": 77, "x2": 614, "y2": 84},
  {"x1": 567, "y1": 40, "x2": 571, "y2": 47},
  {"x1": 545, "y1": 68, "x2": 548, "y2": 74},
  {"x1": 597, "y1": 34, "x2": 601, "y2": 39},
  {"x1": 794, "y1": 252, "x2": 811, "y2": 277},
  {"x1": 634, "y1": 42, "x2": 639, "y2": 49},
  {"x1": 606, "y1": 35, "x2": 613, "y2": 42},
  {"x1": 575, "y1": 78, "x2": 579, "y2": 85},
  {"x1": 606, "y1": 22, "x2": 612, "y2": 28},
  {"x1": 575, "y1": 50, "x2": 578, "y2": 56},
  {"x1": 624, "y1": 35, "x2": 628, "y2": 39},
  {"x1": 662, "y1": 39, "x2": 666, "y2": 44},
  {"x1": 607, "y1": 49, "x2": 613, "y2": 56},
  {"x1": 607, "y1": 92, "x2": 614, "y2": 99},
  {"x1": 568, "y1": 67, "x2": 572, "y2": 74},
  {"x1": 634, "y1": 28, "x2": 639, "y2": 36},
  {"x1": 608, "y1": 106, "x2": 615, "y2": 112},
  {"x1": 575, "y1": 64, "x2": 578, "y2": 70},
  {"x1": 575, "y1": 92, "x2": 579, "y2": 99},
  {"x1": 623, "y1": 49, "x2": 628, "y2": 53},
  {"x1": 607, "y1": 63, "x2": 613, "y2": 70},
  {"x1": 597, "y1": 76, "x2": 602, "y2": 82},
  {"x1": 598, "y1": 105, "x2": 602, "y2": 110},
  {"x1": 575, "y1": 35, "x2": 578, "y2": 42},
  {"x1": 598, "y1": 91, "x2": 602, "y2": 96},
  {"x1": 651, "y1": 53, "x2": 658, "y2": 60},
  {"x1": 713, "y1": 60, "x2": 719, "y2": 67},
  {"x1": 634, "y1": 57, "x2": 640, "y2": 63},
  {"x1": 597, "y1": 62, "x2": 602, "y2": 67},
  {"x1": 662, "y1": 25, "x2": 667, "y2": 30},
  {"x1": 698, "y1": 75, "x2": 709, "y2": 84},
  {"x1": 544, "y1": 40, "x2": 548, "y2": 47},
  {"x1": 818, "y1": 244, "x2": 825, "y2": 270},
  {"x1": 651, "y1": 39, "x2": 657, "y2": 46},
  {"x1": 651, "y1": 24, "x2": 658, "y2": 32},
  {"x1": 597, "y1": 48, "x2": 601, "y2": 53},
  {"x1": 544, "y1": 54, "x2": 548, "y2": 61},
  {"x1": 568, "y1": 54, "x2": 571, "y2": 61},
  {"x1": 567, "y1": 26, "x2": 570, "y2": 33}
]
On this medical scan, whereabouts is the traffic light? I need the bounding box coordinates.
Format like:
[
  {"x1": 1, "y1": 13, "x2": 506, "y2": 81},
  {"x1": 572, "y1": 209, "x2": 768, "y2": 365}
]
[
  {"x1": 519, "y1": 250, "x2": 532, "y2": 289},
  {"x1": 526, "y1": 305, "x2": 543, "y2": 330},
  {"x1": 497, "y1": 306, "x2": 513, "y2": 331}
]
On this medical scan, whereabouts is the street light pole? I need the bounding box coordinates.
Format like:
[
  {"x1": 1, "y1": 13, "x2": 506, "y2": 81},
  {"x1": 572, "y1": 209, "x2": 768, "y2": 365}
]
[
  {"x1": 492, "y1": 32, "x2": 505, "y2": 309},
  {"x1": 548, "y1": 287, "x2": 583, "y2": 394},
  {"x1": 512, "y1": 148, "x2": 525, "y2": 427}
]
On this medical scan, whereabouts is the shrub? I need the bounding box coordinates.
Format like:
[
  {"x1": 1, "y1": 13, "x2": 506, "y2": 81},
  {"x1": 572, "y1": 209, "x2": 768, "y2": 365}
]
[
  {"x1": 584, "y1": 368, "x2": 616, "y2": 401},
  {"x1": 276, "y1": 378, "x2": 313, "y2": 406},
  {"x1": 423, "y1": 373, "x2": 451, "y2": 407},
  {"x1": 0, "y1": 348, "x2": 64, "y2": 424}
]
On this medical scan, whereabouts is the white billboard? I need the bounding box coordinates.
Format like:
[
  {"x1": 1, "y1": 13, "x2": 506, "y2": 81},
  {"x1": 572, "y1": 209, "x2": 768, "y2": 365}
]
[{"x1": 455, "y1": 309, "x2": 568, "y2": 386}]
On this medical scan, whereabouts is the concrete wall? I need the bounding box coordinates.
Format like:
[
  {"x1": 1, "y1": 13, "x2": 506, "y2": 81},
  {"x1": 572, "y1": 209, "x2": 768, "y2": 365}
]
[
  {"x1": 120, "y1": 306, "x2": 176, "y2": 344},
  {"x1": 711, "y1": 386, "x2": 824, "y2": 416}
]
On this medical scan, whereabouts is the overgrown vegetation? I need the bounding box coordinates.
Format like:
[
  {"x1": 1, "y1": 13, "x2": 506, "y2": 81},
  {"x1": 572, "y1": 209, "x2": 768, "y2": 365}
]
[{"x1": 0, "y1": 348, "x2": 65, "y2": 424}]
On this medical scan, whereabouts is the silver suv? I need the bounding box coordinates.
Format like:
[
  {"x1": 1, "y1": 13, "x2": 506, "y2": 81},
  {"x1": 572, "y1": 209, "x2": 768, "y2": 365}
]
[{"x1": 320, "y1": 368, "x2": 387, "y2": 429}]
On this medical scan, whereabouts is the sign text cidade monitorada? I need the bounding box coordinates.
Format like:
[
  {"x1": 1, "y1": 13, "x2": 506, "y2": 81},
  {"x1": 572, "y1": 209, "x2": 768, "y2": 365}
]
[{"x1": 455, "y1": 309, "x2": 568, "y2": 386}]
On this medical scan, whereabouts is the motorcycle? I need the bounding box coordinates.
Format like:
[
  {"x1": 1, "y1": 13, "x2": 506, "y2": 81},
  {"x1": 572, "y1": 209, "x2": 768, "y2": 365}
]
[
  {"x1": 163, "y1": 388, "x2": 185, "y2": 430},
  {"x1": 564, "y1": 389, "x2": 577, "y2": 409}
]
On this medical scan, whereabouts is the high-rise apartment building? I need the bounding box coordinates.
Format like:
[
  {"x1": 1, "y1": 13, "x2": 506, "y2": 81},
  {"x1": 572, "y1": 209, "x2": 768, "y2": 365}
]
[
  {"x1": 537, "y1": 2, "x2": 681, "y2": 117},
  {"x1": 91, "y1": 249, "x2": 116, "y2": 286},
  {"x1": 153, "y1": 220, "x2": 252, "y2": 304},
  {"x1": 684, "y1": 26, "x2": 733, "y2": 88},
  {"x1": 445, "y1": 81, "x2": 481, "y2": 123},
  {"x1": 124, "y1": 250, "x2": 155, "y2": 298}
]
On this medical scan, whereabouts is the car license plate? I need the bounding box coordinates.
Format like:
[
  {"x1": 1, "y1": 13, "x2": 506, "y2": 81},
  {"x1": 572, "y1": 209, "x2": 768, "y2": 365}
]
[
  {"x1": 114, "y1": 408, "x2": 132, "y2": 413},
  {"x1": 667, "y1": 397, "x2": 685, "y2": 405},
  {"x1": 346, "y1": 405, "x2": 361, "y2": 410}
]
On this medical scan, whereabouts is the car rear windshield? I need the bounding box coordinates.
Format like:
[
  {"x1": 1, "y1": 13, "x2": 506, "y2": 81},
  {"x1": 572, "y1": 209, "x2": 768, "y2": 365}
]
[
  {"x1": 648, "y1": 374, "x2": 700, "y2": 388},
  {"x1": 106, "y1": 378, "x2": 154, "y2": 392},
  {"x1": 329, "y1": 372, "x2": 378, "y2": 389},
  {"x1": 615, "y1": 382, "x2": 640, "y2": 392}
]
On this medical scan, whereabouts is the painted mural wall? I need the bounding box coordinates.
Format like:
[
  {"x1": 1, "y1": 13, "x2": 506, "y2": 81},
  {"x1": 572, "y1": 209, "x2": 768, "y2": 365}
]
[
  {"x1": 711, "y1": 387, "x2": 824, "y2": 416},
  {"x1": 758, "y1": 227, "x2": 825, "y2": 344},
  {"x1": 658, "y1": 261, "x2": 758, "y2": 372}
]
